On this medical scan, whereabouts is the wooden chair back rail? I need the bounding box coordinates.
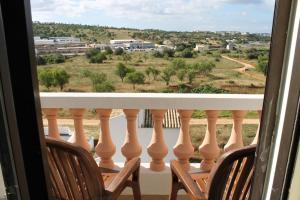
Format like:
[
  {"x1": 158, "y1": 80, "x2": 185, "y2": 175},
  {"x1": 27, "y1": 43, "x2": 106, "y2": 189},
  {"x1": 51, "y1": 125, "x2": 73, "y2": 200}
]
[
  {"x1": 207, "y1": 145, "x2": 256, "y2": 200},
  {"x1": 45, "y1": 138, "x2": 141, "y2": 200},
  {"x1": 170, "y1": 145, "x2": 256, "y2": 200},
  {"x1": 47, "y1": 139, "x2": 105, "y2": 200}
]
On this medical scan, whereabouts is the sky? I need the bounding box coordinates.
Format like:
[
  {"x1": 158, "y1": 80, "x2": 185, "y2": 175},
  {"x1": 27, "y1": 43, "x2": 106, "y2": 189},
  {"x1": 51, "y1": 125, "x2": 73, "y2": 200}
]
[{"x1": 30, "y1": 0, "x2": 276, "y2": 33}]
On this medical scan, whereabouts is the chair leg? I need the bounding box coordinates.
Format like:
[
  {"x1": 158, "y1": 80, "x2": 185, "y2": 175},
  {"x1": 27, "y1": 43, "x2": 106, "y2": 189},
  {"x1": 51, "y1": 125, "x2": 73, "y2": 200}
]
[
  {"x1": 132, "y1": 167, "x2": 141, "y2": 200},
  {"x1": 169, "y1": 170, "x2": 180, "y2": 200}
]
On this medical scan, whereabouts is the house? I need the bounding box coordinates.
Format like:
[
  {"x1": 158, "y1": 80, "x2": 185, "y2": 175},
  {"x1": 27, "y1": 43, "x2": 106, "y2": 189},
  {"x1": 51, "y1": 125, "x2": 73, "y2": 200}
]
[{"x1": 226, "y1": 42, "x2": 236, "y2": 50}]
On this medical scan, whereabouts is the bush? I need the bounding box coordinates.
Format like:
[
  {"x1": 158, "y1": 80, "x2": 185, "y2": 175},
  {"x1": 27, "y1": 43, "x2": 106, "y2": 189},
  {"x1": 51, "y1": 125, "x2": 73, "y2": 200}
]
[
  {"x1": 36, "y1": 55, "x2": 46, "y2": 65},
  {"x1": 89, "y1": 53, "x2": 107, "y2": 63},
  {"x1": 163, "y1": 48, "x2": 175, "y2": 57},
  {"x1": 181, "y1": 49, "x2": 193, "y2": 58},
  {"x1": 256, "y1": 55, "x2": 268, "y2": 75},
  {"x1": 114, "y1": 47, "x2": 124, "y2": 55},
  {"x1": 86, "y1": 49, "x2": 100, "y2": 59},
  {"x1": 94, "y1": 81, "x2": 115, "y2": 92},
  {"x1": 104, "y1": 46, "x2": 113, "y2": 55},
  {"x1": 44, "y1": 53, "x2": 65, "y2": 64},
  {"x1": 152, "y1": 51, "x2": 163, "y2": 58},
  {"x1": 114, "y1": 62, "x2": 135, "y2": 82},
  {"x1": 246, "y1": 48, "x2": 260, "y2": 59},
  {"x1": 191, "y1": 85, "x2": 227, "y2": 94}
]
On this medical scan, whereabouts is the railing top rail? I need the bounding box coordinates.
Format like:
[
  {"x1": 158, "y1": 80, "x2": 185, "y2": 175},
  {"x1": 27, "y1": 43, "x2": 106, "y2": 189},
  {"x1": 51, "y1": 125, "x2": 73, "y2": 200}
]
[{"x1": 40, "y1": 92, "x2": 264, "y2": 110}]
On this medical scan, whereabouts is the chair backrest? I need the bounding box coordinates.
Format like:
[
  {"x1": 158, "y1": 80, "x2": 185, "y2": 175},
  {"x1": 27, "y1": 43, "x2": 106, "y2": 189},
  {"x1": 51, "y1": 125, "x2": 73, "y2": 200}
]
[
  {"x1": 45, "y1": 138, "x2": 105, "y2": 200},
  {"x1": 207, "y1": 145, "x2": 257, "y2": 200}
]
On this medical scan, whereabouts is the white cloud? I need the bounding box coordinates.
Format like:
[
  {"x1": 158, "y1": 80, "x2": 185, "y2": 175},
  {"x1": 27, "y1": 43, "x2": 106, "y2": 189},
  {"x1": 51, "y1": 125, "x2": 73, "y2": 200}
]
[{"x1": 31, "y1": 0, "x2": 274, "y2": 20}]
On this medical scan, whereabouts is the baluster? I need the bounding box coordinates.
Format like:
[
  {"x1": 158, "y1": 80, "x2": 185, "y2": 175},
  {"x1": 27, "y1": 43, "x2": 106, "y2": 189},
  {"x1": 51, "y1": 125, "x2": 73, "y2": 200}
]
[
  {"x1": 69, "y1": 109, "x2": 91, "y2": 151},
  {"x1": 199, "y1": 110, "x2": 220, "y2": 170},
  {"x1": 173, "y1": 110, "x2": 194, "y2": 171},
  {"x1": 95, "y1": 109, "x2": 116, "y2": 169},
  {"x1": 121, "y1": 109, "x2": 142, "y2": 162},
  {"x1": 147, "y1": 109, "x2": 168, "y2": 171},
  {"x1": 43, "y1": 108, "x2": 60, "y2": 139},
  {"x1": 252, "y1": 111, "x2": 262, "y2": 145},
  {"x1": 224, "y1": 110, "x2": 247, "y2": 152}
]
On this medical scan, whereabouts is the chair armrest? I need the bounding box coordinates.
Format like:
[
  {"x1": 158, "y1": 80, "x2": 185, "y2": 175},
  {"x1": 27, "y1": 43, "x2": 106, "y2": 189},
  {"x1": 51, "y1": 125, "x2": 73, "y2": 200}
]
[
  {"x1": 106, "y1": 157, "x2": 140, "y2": 193},
  {"x1": 171, "y1": 160, "x2": 208, "y2": 200}
]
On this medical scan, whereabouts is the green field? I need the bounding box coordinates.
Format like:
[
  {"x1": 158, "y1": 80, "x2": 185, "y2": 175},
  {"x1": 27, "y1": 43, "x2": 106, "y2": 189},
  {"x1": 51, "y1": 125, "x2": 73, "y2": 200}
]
[{"x1": 38, "y1": 52, "x2": 266, "y2": 94}]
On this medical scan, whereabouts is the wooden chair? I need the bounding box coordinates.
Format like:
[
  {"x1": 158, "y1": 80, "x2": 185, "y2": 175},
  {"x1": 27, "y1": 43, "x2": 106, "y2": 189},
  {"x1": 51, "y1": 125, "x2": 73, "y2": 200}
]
[
  {"x1": 170, "y1": 145, "x2": 256, "y2": 200},
  {"x1": 45, "y1": 138, "x2": 141, "y2": 200}
]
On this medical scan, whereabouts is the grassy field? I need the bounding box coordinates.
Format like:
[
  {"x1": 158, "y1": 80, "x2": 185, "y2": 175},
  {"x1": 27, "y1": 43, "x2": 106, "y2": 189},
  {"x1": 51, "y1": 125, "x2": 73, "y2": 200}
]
[{"x1": 38, "y1": 52, "x2": 266, "y2": 94}]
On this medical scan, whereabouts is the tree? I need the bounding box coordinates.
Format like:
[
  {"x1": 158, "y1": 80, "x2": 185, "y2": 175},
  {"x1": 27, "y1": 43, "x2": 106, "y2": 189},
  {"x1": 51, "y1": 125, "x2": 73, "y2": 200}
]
[
  {"x1": 38, "y1": 68, "x2": 55, "y2": 90},
  {"x1": 53, "y1": 68, "x2": 70, "y2": 91},
  {"x1": 181, "y1": 49, "x2": 193, "y2": 58},
  {"x1": 177, "y1": 69, "x2": 186, "y2": 82},
  {"x1": 187, "y1": 68, "x2": 196, "y2": 84},
  {"x1": 122, "y1": 53, "x2": 132, "y2": 64},
  {"x1": 151, "y1": 67, "x2": 160, "y2": 81},
  {"x1": 256, "y1": 55, "x2": 268, "y2": 75},
  {"x1": 171, "y1": 59, "x2": 186, "y2": 70},
  {"x1": 44, "y1": 53, "x2": 65, "y2": 64},
  {"x1": 115, "y1": 62, "x2": 130, "y2": 82},
  {"x1": 192, "y1": 61, "x2": 216, "y2": 76},
  {"x1": 125, "y1": 72, "x2": 145, "y2": 90},
  {"x1": 145, "y1": 67, "x2": 152, "y2": 81},
  {"x1": 104, "y1": 46, "x2": 113, "y2": 55},
  {"x1": 86, "y1": 48, "x2": 100, "y2": 59},
  {"x1": 89, "y1": 53, "x2": 107, "y2": 63},
  {"x1": 163, "y1": 48, "x2": 175, "y2": 57},
  {"x1": 90, "y1": 73, "x2": 107, "y2": 90},
  {"x1": 114, "y1": 47, "x2": 124, "y2": 55},
  {"x1": 94, "y1": 81, "x2": 115, "y2": 92},
  {"x1": 161, "y1": 67, "x2": 175, "y2": 86}
]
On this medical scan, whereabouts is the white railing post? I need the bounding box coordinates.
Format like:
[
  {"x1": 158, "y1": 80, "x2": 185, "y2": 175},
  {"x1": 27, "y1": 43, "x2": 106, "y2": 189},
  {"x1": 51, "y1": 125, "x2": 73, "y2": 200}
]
[
  {"x1": 122, "y1": 109, "x2": 142, "y2": 162},
  {"x1": 147, "y1": 109, "x2": 168, "y2": 171},
  {"x1": 95, "y1": 109, "x2": 116, "y2": 169},
  {"x1": 199, "y1": 110, "x2": 220, "y2": 170},
  {"x1": 224, "y1": 110, "x2": 247, "y2": 152},
  {"x1": 173, "y1": 110, "x2": 194, "y2": 171}
]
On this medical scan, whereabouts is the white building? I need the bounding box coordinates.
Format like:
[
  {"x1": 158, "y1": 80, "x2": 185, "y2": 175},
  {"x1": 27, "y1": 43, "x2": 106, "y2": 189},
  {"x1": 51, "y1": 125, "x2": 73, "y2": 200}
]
[
  {"x1": 226, "y1": 42, "x2": 236, "y2": 51},
  {"x1": 34, "y1": 36, "x2": 82, "y2": 45},
  {"x1": 110, "y1": 39, "x2": 155, "y2": 50}
]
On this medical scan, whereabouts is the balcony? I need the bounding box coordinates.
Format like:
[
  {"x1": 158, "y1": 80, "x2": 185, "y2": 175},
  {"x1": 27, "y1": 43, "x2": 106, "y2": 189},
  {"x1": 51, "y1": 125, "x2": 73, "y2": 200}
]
[{"x1": 40, "y1": 92, "x2": 263, "y2": 198}]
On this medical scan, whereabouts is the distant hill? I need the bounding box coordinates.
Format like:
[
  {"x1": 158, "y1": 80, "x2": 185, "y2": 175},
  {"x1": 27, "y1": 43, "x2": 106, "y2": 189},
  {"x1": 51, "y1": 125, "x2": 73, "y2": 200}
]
[{"x1": 32, "y1": 22, "x2": 271, "y2": 45}]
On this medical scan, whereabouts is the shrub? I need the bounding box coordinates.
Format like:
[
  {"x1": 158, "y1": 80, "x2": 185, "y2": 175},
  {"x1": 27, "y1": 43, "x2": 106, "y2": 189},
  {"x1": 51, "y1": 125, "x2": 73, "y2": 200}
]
[
  {"x1": 36, "y1": 55, "x2": 46, "y2": 65},
  {"x1": 104, "y1": 46, "x2": 113, "y2": 55},
  {"x1": 181, "y1": 49, "x2": 193, "y2": 58},
  {"x1": 152, "y1": 50, "x2": 163, "y2": 58},
  {"x1": 86, "y1": 48, "x2": 100, "y2": 59},
  {"x1": 114, "y1": 47, "x2": 124, "y2": 55},
  {"x1": 191, "y1": 85, "x2": 227, "y2": 94},
  {"x1": 94, "y1": 81, "x2": 115, "y2": 92},
  {"x1": 256, "y1": 55, "x2": 268, "y2": 75},
  {"x1": 44, "y1": 53, "x2": 65, "y2": 64},
  {"x1": 163, "y1": 48, "x2": 175, "y2": 57},
  {"x1": 89, "y1": 53, "x2": 107, "y2": 63}
]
